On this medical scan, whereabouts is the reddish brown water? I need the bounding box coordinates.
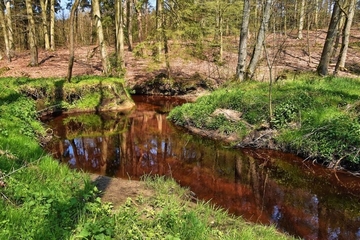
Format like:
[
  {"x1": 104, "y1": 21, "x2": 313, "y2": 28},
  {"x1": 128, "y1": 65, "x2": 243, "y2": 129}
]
[{"x1": 44, "y1": 95, "x2": 360, "y2": 240}]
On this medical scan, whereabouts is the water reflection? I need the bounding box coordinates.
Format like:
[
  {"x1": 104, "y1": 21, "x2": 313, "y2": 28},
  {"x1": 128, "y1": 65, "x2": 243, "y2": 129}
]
[{"x1": 44, "y1": 95, "x2": 360, "y2": 240}]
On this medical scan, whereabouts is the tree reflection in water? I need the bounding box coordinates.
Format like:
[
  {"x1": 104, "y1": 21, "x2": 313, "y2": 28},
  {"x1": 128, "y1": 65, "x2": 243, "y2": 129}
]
[{"x1": 44, "y1": 95, "x2": 360, "y2": 240}]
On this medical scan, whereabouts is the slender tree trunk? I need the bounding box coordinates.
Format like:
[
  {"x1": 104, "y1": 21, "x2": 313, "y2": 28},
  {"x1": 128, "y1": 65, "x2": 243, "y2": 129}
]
[
  {"x1": 162, "y1": 4, "x2": 170, "y2": 77},
  {"x1": 0, "y1": 3, "x2": 10, "y2": 61},
  {"x1": 246, "y1": 0, "x2": 273, "y2": 80},
  {"x1": 5, "y1": 0, "x2": 14, "y2": 58},
  {"x1": 297, "y1": 0, "x2": 305, "y2": 39},
  {"x1": 40, "y1": 0, "x2": 50, "y2": 50},
  {"x1": 283, "y1": 0, "x2": 287, "y2": 36},
  {"x1": 314, "y1": 0, "x2": 319, "y2": 29},
  {"x1": 156, "y1": 0, "x2": 163, "y2": 61},
  {"x1": 50, "y1": 0, "x2": 55, "y2": 50},
  {"x1": 134, "y1": 0, "x2": 143, "y2": 41},
  {"x1": 332, "y1": 13, "x2": 345, "y2": 59},
  {"x1": 115, "y1": 0, "x2": 125, "y2": 69},
  {"x1": 219, "y1": 11, "x2": 223, "y2": 63},
  {"x1": 93, "y1": 0, "x2": 111, "y2": 75},
  {"x1": 25, "y1": 0, "x2": 38, "y2": 66},
  {"x1": 335, "y1": 0, "x2": 356, "y2": 73},
  {"x1": 67, "y1": 0, "x2": 80, "y2": 82},
  {"x1": 236, "y1": 0, "x2": 251, "y2": 81},
  {"x1": 126, "y1": 0, "x2": 133, "y2": 51},
  {"x1": 317, "y1": 1, "x2": 341, "y2": 76}
]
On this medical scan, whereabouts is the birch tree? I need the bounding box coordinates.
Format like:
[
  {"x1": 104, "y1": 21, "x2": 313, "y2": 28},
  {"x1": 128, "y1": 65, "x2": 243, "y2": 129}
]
[
  {"x1": 67, "y1": 0, "x2": 80, "y2": 82},
  {"x1": 126, "y1": 0, "x2": 133, "y2": 51},
  {"x1": 236, "y1": 0, "x2": 251, "y2": 81},
  {"x1": 50, "y1": 0, "x2": 55, "y2": 50},
  {"x1": 155, "y1": 0, "x2": 163, "y2": 61},
  {"x1": 297, "y1": 0, "x2": 305, "y2": 39},
  {"x1": 0, "y1": 2, "x2": 10, "y2": 61},
  {"x1": 25, "y1": 0, "x2": 38, "y2": 66},
  {"x1": 246, "y1": 0, "x2": 273, "y2": 80},
  {"x1": 5, "y1": 0, "x2": 14, "y2": 57},
  {"x1": 93, "y1": 0, "x2": 111, "y2": 75},
  {"x1": 335, "y1": 0, "x2": 356, "y2": 73},
  {"x1": 40, "y1": 0, "x2": 50, "y2": 50},
  {"x1": 317, "y1": 0, "x2": 341, "y2": 76},
  {"x1": 115, "y1": 0, "x2": 125, "y2": 69}
]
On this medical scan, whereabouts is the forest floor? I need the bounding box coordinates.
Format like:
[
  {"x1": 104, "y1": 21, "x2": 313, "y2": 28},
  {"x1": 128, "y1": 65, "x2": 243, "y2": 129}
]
[
  {"x1": 1, "y1": 29, "x2": 360, "y2": 208},
  {"x1": 0, "y1": 29, "x2": 360, "y2": 86}
]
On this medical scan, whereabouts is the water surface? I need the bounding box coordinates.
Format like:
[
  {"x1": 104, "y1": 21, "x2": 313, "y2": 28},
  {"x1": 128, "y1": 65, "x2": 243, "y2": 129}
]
[{"x1": 44, "y1": 95, "x2": 360, "y2": 240}]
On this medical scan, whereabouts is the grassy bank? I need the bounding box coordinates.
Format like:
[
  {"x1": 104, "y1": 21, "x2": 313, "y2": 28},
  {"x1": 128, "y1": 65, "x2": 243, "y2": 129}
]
[
  {"x1": 0, "y1": 77, "x2": 294, "y2": 239},
  {"x1": 168, "y1": 74, "x2": 360, "y2": 171}
]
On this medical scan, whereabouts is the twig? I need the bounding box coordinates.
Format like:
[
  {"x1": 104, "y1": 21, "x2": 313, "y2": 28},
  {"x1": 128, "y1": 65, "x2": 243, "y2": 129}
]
[{"x1": 0, "y1": 192, "x2": 15, "y2": 206}]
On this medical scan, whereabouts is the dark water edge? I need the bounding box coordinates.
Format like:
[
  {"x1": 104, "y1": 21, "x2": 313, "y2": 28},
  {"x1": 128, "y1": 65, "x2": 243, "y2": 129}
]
[{"x1": 43, "y1": 95, "x2": 360, "y2": 240}]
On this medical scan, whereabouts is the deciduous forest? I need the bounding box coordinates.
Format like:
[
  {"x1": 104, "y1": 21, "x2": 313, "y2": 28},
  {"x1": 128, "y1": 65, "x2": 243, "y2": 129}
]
[
  {"x1": 1, "y1": 1, "x2": 360, "y2": 239},
  {"x1": 0, "y1": 0, "x2": 360, "y2": 81}
]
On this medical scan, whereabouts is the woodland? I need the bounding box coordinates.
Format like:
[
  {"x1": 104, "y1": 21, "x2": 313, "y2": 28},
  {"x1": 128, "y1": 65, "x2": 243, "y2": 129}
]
[
  {"x1": 0, "y1": 0, "x2": 359, "y2": 81},
  {"x1": 0, "y1": 1, "x2": 360, "y2": 239}
]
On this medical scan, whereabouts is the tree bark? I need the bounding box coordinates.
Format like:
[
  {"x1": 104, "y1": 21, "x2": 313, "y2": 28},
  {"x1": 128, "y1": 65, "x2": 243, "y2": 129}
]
[
  {"x1": 335, "y1": 0, "x2": 356, "y2": 73},
  {"x1": 134, "y1": 0, "x2": 142, "y2": 41},
  {"x1": 126, "y1": 0, "x2": 133, "y2": 51},
  {"x1": 246, "y1": 0, "x2": 273, "y2": 80},
  {"x1": 236, "y1": 0, "x2": 251, "y2": 81},
  {"x1": 317, "y1": 0, "x2": 341, "y2": 76},
  {"x1": 0, "y1": 2, "x2": 10, "y2": 61},
  {"x1": 93, "y1": 0, "x2": 111, "y2": 75},
  {"x1": 156, "y1": 0, "x2": 163, "y2": 61},
  {"x1": 115, "y1": 0, "x2": 125, "y2": 69},
  {"x1": 50, "y1": 0, "x2": 55, "y2": 50},
  {"x1": 67, "y1": 0, "x2": 80, "y2": 82},
  {"x1": 40, "y1": 0, "x2": 50, "y2": 50},
  {"x1": 297, "y1": 0, "x2": 305, "y2": 39},
  {"x1": 25, "y1": 0, "x2": 38, "y2": 66},
  {"x1": 5, "y1": 0, "x2": 14, "y2": 58}
]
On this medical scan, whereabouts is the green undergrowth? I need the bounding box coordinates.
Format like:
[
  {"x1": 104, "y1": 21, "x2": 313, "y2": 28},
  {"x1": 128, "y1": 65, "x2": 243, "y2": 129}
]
[
  {"x1": 168, "y1": 74, "x2": 360, "y2": 170},
  {"x1": 0, "y1": 76, "x2": 294, "y2": 239}
]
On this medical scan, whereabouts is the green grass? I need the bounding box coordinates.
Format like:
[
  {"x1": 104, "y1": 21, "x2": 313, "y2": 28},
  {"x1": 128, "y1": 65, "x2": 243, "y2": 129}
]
[
  {"x1": 168, "y1": 74, "x2": 360, "y2": 169},
  {"x1": 71, "y1": 176, "x2": 293, "y2": 240},
  {"x1": 0, "y1": 76, "x2": 294, "y2": 239}
]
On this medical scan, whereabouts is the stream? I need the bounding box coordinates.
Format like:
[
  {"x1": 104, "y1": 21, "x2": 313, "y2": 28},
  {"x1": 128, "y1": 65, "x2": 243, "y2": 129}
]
[{"x1": 43, "y1": 95, "x2": 360, "y2": 240}]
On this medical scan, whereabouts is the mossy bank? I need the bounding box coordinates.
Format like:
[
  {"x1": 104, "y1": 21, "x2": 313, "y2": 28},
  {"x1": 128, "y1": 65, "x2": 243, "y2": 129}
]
[
  {"x1": 168, "y1": 74, "x2": 360, "y2": 172},
  {"x1": 0, "y1": 77, "x2": 294, "y2": 239},
  {"x1": 19, "y1": 76, "x2": 135, "y2": 116}
]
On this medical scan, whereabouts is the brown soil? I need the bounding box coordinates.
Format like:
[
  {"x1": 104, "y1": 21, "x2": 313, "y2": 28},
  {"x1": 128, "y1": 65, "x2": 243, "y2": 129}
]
[
  {"x1": 90, "y1": 174, "x2": 154, "y2": 209},
  {"x1": 1, "y1": 30, "x2": 360, "y2": 206}
]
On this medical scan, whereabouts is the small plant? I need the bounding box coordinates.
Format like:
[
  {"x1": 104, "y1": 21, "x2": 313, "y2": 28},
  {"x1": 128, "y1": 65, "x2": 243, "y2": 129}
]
[{"x1": 272, "y1": 102, "x2": 299, "y2": 128}]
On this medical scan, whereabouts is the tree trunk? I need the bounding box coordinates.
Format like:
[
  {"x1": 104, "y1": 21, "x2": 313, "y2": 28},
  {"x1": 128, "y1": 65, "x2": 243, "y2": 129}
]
[
  {"x1": 314, "y1": 0, "x2": 319, "y2": 29},
  {"x1": 236, "y1": 0, "x2": 251, "y2": 81},
  {"x1": 40, "y1": 0, "x2": 50, "y2": 50},
  {"x1": 0, "y1": 2, "x2": 10, "y2": 61},
  {"x1": 156, "y1": 0, "x2": 163, "y2": 61},
  {"x1": 162, "y1": 3, "x2": 170, "y2": 77},
  {"x1": 134, "y1": 0, "x2": 143, "y2": 41},
  {"x1": 50, "y1": 0, "x2": 55, "y2": 50},
  {"x1": 317, "y1": 1, "x2": 341, "y2": 76},
  {"x1": 25, "y1": 0, "x2": 38, "y2": 66},
  {"x1": 5, "y1": 0, "x2": 14, "y2": 58},
  {"x1": 115, "y1": 0, "x2": 125, "y2": 69},
  {"x1": 246, "y1": 0, "x2": 273, "y2": 80},
  {"x1": 93, "y1": 0, "x2": 111, "y2": 75},
  {"x1": 297, "y1": 0, "x2": 305, "y2": 39},
  {"x1": 126, "y1": 0, "x2": 133, "y2": 51},
  {"x1": 67, "y1": 0, "x2": 80, "y2": 82},
  {"x1": 335, "y1": 0, "x2": 356, "y2": 73}
]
